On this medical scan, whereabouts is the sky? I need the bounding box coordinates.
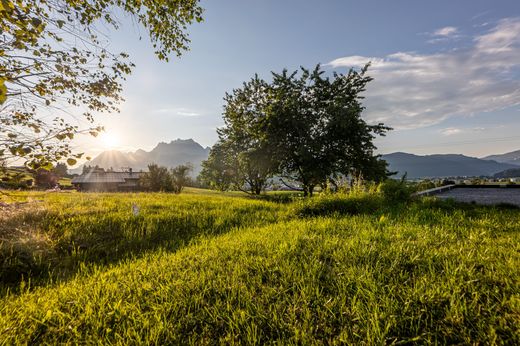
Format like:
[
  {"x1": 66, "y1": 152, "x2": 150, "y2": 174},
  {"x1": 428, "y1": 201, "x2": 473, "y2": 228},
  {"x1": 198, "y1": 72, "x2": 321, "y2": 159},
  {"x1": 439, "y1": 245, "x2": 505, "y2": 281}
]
[{"x1": 75, "y1": 0, "x2": 520, "y2": 159}]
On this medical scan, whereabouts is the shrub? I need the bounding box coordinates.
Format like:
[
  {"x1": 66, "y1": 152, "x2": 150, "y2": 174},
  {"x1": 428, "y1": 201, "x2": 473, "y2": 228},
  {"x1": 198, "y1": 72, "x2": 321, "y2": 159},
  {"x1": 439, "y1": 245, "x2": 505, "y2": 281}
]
[
  {"x1": 416, "y1": 180, "x2": 436, "y2": 192},
  {"x1": 140, "y1": 164, "x2": 173, "y2": 192},
  {"x1": 293, "y1": 193, "x2": 383, "y2": 217},
  {"x1": 140, "y1": 164, "x2": 193, "y2": 193},
  {"x1": 378, "y1": 178, "x2": 412, "y2": 203},
  {"x1": 171, "y1": 164, "x2": 192, "y2": 194}
]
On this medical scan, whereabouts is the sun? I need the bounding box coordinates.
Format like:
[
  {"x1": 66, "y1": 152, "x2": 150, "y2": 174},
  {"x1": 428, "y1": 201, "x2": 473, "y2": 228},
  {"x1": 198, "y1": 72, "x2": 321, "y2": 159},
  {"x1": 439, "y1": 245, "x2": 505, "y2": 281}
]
[{"x1": 99, "y1": 132, "x2": 121, "y2": 149}]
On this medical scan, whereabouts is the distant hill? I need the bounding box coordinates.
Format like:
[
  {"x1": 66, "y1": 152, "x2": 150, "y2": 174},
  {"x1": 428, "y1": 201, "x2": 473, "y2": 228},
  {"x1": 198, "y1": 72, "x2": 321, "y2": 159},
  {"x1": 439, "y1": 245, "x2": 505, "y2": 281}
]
[
  {"x1": 77, "y1": 142, "x2": 520, "y2": 180},
  {"x1": 382, "y1": 152, "x2": 518, "y2": 179},
  {"x1": 74, "y1": 139, "x2": 210, "y2": 176},
  {"x1": 494, "y1": 168, "x2": 520, "y2": 179},
  {"x1": 483, "y1": 150, "x2": 520, "y2": 166}
]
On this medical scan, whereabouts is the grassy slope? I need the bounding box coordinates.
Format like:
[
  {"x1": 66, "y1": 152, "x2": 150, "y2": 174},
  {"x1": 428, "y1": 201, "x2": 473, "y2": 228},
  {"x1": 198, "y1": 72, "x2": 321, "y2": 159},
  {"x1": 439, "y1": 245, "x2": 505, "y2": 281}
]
[
  {"x1": 0, "y1": 191, "x2": 519, "y2": 344},
  {"x1": 0, "y1": 192, "x2": 285, "y2": 287}
]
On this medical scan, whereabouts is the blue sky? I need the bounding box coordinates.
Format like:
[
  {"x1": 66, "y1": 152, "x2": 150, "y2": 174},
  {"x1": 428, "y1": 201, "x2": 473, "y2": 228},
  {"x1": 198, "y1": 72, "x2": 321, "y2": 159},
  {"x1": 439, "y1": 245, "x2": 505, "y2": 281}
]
[{"x1": 78, "y1": 0, "x2": 520, "y2": 158}]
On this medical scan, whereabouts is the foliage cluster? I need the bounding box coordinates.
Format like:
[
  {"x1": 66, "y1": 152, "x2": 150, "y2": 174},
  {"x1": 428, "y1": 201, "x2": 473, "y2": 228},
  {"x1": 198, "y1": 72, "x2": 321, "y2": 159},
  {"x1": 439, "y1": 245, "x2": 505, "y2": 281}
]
[
  {"x1": 1, "y1": 0, "x2": 203, "y2": 168},
  {"x1": 140, "y1": 163, "x2": 193, "y2": 193},
  {"x1": 292, "y1": 193, "x2": 384, "y2": 217},
  {"x1": 378, "y1": 177, "x2": 414, "y2": 203},
  {"x1": 200, "y1": 65, "x2": 391, "y2": 196}
]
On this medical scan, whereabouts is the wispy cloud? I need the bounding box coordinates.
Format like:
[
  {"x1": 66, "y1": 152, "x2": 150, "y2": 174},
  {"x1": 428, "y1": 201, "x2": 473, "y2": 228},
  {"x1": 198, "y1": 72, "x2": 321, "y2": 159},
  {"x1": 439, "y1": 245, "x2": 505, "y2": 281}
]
[
  {"x1": 474, "y1": 18, "x2": 520, "y2": 53},
  {"x1": 327, "y1": 18, "x2": 520, "y2": 129},
  {"x1": 427, "y1": 26, "x2": 461, "y2": 43},
  {"x1": 440, "y1": 127, "x2": 462, "y2": 136},
  {"x1": 176, "y1": 110, "x2": 201, "y2": 117},
  {"x1": 440, "y1": 127, "x2": 486, "y2": 136},
  {"x1": 153, "y1": 107, "x2": 201, "y2": 117},
  {"x1": 433, "y1": 26, "x2": 458, "y2": 37}
]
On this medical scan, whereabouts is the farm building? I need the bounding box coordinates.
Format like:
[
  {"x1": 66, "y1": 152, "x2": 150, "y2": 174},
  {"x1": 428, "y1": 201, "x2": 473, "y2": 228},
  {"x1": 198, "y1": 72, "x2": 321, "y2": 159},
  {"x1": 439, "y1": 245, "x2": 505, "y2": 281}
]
[{"x1": 71, "y1": 169, "x2": 144, "y2": 192}]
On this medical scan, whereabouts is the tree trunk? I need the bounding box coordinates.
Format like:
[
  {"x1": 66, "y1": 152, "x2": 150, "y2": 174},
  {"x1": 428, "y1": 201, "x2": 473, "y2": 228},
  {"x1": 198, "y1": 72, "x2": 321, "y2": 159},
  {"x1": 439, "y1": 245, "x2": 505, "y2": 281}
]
[
  {"x1": 308, "y1": 185, "x2": 315, "y2": 197},
  {"x1": 250, "y1": 180, "x2": 263, "y2": 195}
]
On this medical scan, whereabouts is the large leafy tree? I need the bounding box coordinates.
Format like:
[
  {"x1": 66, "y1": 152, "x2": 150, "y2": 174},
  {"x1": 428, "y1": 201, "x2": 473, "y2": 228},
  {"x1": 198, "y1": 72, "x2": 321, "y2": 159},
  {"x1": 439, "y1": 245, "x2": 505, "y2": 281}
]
[
  {"x1": 205, "y1": 76, "x2": 275, "y2": 195},
  {"x1": 223, "y1": 76, "x2": 276, "y2": 194},
  {"x1": 268, "y1": 65, "x2": 390, "y2": 195},
  {"x1": 202, "y1": 64, "x2": 390, "y2": 196},
  {"x1": 0, "y1": 0, "x2": 203, "y2": 169}
]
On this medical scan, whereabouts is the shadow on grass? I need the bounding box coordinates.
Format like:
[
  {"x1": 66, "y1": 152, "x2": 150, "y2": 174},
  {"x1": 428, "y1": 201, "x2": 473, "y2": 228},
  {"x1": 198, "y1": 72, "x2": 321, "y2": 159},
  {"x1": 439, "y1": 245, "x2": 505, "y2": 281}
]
[
  {"x1": 0, "y1": 202, "x2": 284, "y2": 295},
  {"x1": 3, "y1": 193, "x2": 516, "y2": 296}
]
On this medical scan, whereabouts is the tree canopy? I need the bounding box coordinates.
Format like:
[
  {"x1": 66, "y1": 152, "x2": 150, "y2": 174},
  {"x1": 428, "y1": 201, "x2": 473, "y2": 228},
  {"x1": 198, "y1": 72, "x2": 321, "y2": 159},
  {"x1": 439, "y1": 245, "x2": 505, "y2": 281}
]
[
  {"x1": 201, "y1": 64, "x2": 391, "y2": 196},
  {"x1": 199, "y1": 140, "x2": 236, "y2": 191},
  {"x1": 212, "y1": 76, "x2": 275, "y2": 194},
  {"x1": 0, "y1": 0, "x2": 203, "y2": 169},
  {"x1": 140, "y1": 163, "x2": 192, "y2": 193}
]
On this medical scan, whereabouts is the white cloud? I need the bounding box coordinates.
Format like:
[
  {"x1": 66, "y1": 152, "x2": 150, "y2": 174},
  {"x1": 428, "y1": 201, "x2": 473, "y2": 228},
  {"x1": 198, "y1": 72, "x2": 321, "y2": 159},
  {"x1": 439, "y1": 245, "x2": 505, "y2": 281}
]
[
  {"x1": 440, "y1": 127, "x2": 462, "y2": 136},
  {"x1": 439, "y1": 126, "x2": 486, "y2": 137},
  {"x1": 426, "y1": 26, "x2": 460, "y2": 44},
  {"x1": 327, "y1": 18, "x2": 520, "y2": 129},
  {"x1": 433, "y1": 26, "x2": 458, "y2": 37},
  {"x1": 176, "y1": 110, "x2": 200, "y2": 117},
  {"x1": 153, "y1": 107, "x2": 201, "y2": 117},
  {"x1": 327, "y1": 55, "x2": 383, "y2": 67},
  {"x1": 474, "y1": 18, "x2": 520, "y2": 53}
]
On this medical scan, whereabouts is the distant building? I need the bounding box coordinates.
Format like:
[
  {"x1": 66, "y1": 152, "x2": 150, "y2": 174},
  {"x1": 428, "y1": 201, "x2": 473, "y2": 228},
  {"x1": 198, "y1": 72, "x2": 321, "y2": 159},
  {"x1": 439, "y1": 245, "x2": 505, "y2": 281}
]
[{"x1": 71, "y1": 169, "x2": 143, "y2": 192}]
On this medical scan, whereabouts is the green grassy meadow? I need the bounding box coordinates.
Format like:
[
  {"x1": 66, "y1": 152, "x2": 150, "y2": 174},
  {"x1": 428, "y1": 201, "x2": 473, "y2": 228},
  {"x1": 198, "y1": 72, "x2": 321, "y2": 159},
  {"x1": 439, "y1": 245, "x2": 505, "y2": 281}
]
[{"x1": 0, "y1": 190, "x2": 519, "y2": 344}]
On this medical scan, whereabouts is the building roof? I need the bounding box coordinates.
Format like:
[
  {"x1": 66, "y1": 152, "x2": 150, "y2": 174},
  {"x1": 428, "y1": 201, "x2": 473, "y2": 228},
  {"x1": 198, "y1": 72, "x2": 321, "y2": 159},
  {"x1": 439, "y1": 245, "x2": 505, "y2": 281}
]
[{"x1": 71, "y1": 172, "x2": 143, "y2": 184}]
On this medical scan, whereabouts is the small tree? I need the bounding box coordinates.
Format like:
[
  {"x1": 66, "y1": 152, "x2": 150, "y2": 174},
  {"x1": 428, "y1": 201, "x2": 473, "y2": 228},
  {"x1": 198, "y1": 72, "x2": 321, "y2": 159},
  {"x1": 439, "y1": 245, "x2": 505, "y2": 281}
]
[
  {"x1": 171, "y1": 164, "x2": 192, "y2": 194},
  {"x1": 52, "y1": 163, "x2": 68, "y2": 178},
  {"x1": 140, "y1": 164, "x2": 173, "y2": 192},
  {"x1": 199, "y1": 141, "x2": 235, "y2": 191}
]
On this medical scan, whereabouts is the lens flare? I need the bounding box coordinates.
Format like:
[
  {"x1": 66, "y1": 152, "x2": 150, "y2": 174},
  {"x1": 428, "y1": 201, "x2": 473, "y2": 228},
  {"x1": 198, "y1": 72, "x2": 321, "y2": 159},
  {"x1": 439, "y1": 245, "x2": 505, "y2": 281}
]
[{"x1": 100, "y1": 132, "x2": 120, "y2": 149}]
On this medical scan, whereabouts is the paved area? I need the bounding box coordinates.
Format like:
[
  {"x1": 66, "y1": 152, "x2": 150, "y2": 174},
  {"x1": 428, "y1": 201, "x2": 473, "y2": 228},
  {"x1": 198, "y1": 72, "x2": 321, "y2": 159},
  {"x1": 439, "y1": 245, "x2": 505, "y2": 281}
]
[{"x1": 435, "y1": 188, "x2": 520, "y2": 206}]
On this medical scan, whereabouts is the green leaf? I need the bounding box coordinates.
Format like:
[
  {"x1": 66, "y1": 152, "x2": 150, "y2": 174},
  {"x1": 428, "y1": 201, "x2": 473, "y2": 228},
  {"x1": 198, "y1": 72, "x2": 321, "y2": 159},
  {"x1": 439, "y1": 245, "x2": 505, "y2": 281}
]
[
  {"x1": 31, "y1": 17, "x2": 42, "y2": 28},
  {"x1": 0, "y1": 78, "x2": 7, "y2": 105},
  {"x1": 66, "y1": 158, "x2": 77, "y2": 166}
]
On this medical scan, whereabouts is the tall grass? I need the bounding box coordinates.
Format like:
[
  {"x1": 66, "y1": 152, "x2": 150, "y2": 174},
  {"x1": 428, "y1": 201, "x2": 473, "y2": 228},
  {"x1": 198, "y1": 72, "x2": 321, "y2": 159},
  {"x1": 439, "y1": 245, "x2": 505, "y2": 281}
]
[
  {"x1": 0, "y1": 190, "x2": 518, "y2": 344},
  {"x1": 1, "y1": 192, "x2": 287, "y2": 290}
]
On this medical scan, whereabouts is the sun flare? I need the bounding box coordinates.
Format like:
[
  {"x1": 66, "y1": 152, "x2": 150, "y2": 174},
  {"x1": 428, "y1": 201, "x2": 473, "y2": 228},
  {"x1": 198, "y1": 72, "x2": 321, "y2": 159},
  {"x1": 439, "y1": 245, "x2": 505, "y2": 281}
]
[{"x1": 100, "y1": 132, "x2": 121, "y2": 149}]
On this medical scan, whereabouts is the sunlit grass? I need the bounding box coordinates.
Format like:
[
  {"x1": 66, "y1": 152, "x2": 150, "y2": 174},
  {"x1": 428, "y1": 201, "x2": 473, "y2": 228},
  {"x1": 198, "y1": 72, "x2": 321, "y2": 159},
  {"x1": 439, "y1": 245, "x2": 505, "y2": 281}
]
[{"x1": 0, "y1": 190, "x2": 518, "y2": 344}]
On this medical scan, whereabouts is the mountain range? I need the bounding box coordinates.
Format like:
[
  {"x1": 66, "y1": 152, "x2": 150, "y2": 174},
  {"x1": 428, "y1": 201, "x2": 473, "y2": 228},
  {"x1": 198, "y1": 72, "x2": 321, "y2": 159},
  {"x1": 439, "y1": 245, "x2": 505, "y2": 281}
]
[
  {"x1": 483, "y1": 150, "x2": 520, "y2": 166},
  {"x1": 74, "y1": 139, "x2": 210, "y2": 176},
  {"x1": 382, "y1": 152, "x2": 518, "y2": 179},
  {"x1": 76, "y1": 139, "x2": 520, "y2": 179}
]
